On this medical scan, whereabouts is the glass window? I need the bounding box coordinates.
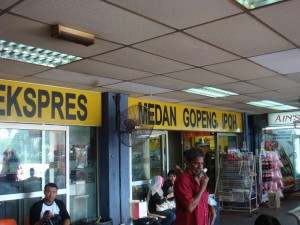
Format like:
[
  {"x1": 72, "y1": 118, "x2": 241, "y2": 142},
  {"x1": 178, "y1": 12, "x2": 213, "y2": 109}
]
[
  {"x1": 0, "y1": 124, "x2": 97, "y2": 224},
  {"x1": 131, "y1": 131, "x2": 168, "y2": 201},
  {"x1": 69, "y1": 126, "x2": 97, "y2": 222}
]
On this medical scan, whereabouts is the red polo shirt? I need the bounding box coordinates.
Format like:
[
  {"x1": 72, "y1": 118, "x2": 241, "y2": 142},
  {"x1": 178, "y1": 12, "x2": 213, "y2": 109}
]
[{"x1": 174, "y1": 170, "x2": 209, "y2": 225}]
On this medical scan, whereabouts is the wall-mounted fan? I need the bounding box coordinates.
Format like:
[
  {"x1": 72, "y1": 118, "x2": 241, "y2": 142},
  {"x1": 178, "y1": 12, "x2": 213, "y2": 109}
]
[{"x1": 119, "y1": 105, "x2": 154, "y2": 147}]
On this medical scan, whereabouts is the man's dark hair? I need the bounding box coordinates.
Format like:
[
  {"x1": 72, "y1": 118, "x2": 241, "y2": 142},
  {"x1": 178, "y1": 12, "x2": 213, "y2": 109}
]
[
  {"x1": 184, "y1": 147, "x2": 205, "y2": 163},
  {"x1": 167, "y1": 170, "x2": 176, "y2": 177},
  {"x1": 254, "y1": 214, "x2": 281, "y2": 225},
  {"x1": 44, "y1": 182, "x2": 58, "y2": 191}
]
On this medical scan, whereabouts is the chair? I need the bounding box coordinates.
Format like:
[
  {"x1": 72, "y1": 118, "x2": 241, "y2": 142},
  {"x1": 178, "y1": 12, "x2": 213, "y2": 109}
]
[
  {"x1": 0, "y1": 219, "x2": 17, "y2": 225},
  {"x1": 287, "y1": 206, "x2": 300, "y2": 225},
  {"x1": 147, "y1": 210, "x2": 166, "y2": 220}
]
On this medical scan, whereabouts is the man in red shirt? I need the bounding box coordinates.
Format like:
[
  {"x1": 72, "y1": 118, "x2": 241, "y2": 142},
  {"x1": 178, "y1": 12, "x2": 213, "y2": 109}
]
[{"x1": 174, "y1": 147, "x2": 216, "y2": 225}]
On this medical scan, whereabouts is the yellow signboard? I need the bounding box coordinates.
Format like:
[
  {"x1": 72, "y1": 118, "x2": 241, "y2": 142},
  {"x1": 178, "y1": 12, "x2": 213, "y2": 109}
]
[
  {"x1": 128, "y1": 97, "x2": 243, "y2": 132},
  {"x1": 0, "y1": 79, "x2": 101, "y2": 126}
]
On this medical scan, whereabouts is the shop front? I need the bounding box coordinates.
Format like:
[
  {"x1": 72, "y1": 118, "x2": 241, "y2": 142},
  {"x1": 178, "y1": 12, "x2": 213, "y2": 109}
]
[
  {"x1": 128, "y1": 97, "x2": 244, "y2": 202},
  {"x1": 262, "y1": 111, "x2": 300, "y2": 193},
  {"x1": 0, "y1": 79, "x2": 101, "y2": 224}
]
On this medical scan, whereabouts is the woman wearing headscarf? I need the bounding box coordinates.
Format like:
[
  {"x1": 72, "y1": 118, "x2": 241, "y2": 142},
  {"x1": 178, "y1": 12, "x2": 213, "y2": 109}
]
[{"x1": 147, "y1": 176, "x2": 176, "y2": 225}]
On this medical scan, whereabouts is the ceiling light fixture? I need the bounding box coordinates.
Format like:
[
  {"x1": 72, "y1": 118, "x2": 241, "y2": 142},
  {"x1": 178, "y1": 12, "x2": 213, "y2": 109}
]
[
  {"x1": 234, "y1": 0, "x2": 284, "y2": 10},
  {"x1": 183, "y1": 87, "x2": 238, "y2": 98},
  {"x1": 0, "y1": 39, "x2": 82, "y2": 67},
  {"x1": 51, "y1": 24, "x2": 95, "y2": 46},
  {"x1": 246, "y1": 100, "x2": 298, "y2": 111}
]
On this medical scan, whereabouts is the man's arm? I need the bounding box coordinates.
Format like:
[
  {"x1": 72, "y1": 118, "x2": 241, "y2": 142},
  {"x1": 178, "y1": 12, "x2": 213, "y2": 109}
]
[
  {"x1": 185, "y1": 176, "x2": 209, "y2": 213},
  {"x1": 208, "y1": 205, "x2": 216, "y2": 225},
  {"x1": 56, "y1": 199, "x2": 71, "y2": 224},
  {"x1": 63, "y1": 219, "x2": 71, "y2": 225},
  {"x1": 30, "y1": 201, "x2": 45, "y2": 225}
]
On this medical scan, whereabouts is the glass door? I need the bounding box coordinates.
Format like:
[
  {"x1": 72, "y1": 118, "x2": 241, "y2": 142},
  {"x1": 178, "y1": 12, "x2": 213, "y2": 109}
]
[
  {"x1": 0, "y1": 123, "x2": 68, "y2": 224},
  {"x1": 130, "y1": 130, "x2": 168, "y2": 201}
]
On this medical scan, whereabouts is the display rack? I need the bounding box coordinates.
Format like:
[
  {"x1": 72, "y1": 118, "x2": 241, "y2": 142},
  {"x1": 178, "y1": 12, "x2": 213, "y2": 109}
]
[{"x1": 216, "y1": 153, "x2": 258, "y2": 216}]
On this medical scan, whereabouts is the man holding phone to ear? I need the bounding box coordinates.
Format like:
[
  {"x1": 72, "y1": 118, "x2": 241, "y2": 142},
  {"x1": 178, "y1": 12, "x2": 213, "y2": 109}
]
[
  {"x1": 174, "y1": 147, "x2": 216, "y2": 225},
  {"x1": 30, "y1": 182, "x2": 70, "y2": 225}
]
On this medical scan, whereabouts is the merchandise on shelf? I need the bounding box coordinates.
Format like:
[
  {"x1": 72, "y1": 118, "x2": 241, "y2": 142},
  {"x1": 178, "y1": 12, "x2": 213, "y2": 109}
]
[{"x1": 260, "y1": 150, "x2": 284, "y2": 198}]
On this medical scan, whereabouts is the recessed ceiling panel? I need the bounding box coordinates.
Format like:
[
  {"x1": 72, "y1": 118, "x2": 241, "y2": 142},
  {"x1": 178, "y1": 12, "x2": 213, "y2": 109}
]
[
  {"x1": 104, "y1": 82, "x2": 171, "y2": 95},
  {"x1": 0, "y1": 0, "x2": 18, "y2": 9},
  {"x1": 0, "y1": 14, "x2": 122, "y2": 58},
  {"x1": 133, "y1": 75, "x2": 198, "y2": 90},
  {"x1": 186, "y1": 14, "x2": 294, "y2": 57},
  {"x1": 249, "y1": 49, "x2": 300, "y2": 74},
  {"x1": 252, "y1": 0, "x2": 300, "y2": 46},
  {"x1": 34, "y1": 69, "x2": 121, "y2": 86},
  {"x1": 214, "y1": 82, "x2": 267, "y2": 94},
  {"x1": 0, "y1": 72, "x2": 25, "y2": 80},
  {"x1": 246, "y1": 91, "x2": 292, "y2": 100},
  {"x1": 141, "y1": 95, "x2": 181, "y2": 103},
  {"x1": 164, "y1": 68, "x2": 237, "y2": 85},
  {"x1": 11, "y1": 0, "x2": 174, "y2": 45},
  {"x1": 20, "y1": 76, "x2": 93, "y2": 90},
  {"x1": 195, "y1": 98, "x2": 234, "y2": 106},
  {"x1": 221, "y1": 95, "x2": 259, "y2": 103},
  {"x1": 93, "y1": 48, "x2": 192, "y2": 74},
  {"x1": 134, "y1": 32, "x2": 239, "y2": 66},
  {"x1": 248, "y1": 76, "x2": 300, "y2": 90},
  {"x1": 60, "y1": 59, "x2": 154, "y2": 80},
  {"x1": 108, "y1": 0, "x2": 242, "y2": 29},
  {"x1": 0, "y1": 58, "x2": 48, "y2": 75},
  {"x1": 155, "y1": 91, "x2": 208, "y2": 101},
  {"x1": 204, "y1": 59, "x2": 279, "y2": 81}
]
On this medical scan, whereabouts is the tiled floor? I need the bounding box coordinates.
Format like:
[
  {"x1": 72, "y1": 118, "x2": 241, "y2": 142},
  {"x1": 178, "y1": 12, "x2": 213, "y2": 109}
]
[{"x1": 219, "y1": 197, "x2": 299, "y2": 225}]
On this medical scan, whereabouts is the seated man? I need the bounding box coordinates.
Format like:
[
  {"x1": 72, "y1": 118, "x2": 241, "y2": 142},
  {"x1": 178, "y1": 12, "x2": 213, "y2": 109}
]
[{"x1": 30, "y1": 182, "x2": 70, "y2": 225}]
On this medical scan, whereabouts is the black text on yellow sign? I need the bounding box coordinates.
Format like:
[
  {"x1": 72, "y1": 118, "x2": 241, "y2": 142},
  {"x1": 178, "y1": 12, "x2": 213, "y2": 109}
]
[
  {"x1": 0, "y1": 80, "x2": 101, "y2": 126},
  {"x1": 128, "y1": 98, "x2": 242, "y2": 132}
]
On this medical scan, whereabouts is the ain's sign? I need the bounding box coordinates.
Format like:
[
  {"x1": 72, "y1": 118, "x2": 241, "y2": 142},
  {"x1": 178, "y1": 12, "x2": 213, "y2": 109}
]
[
  {"x1": 0, "y1": 79, "x2": 101, "y2": 126},
  {"x1": 129, "y1": 97, "x2": 243, "y2": 132}
]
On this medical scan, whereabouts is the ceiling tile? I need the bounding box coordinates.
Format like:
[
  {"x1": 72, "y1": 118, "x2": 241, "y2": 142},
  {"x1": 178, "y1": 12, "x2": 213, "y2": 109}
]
[
  {"x1": 133, "y1": 75, "x2": 198, "y2": 90},
  {"x1": 252, "y1": 0, "x2": 300, "y2": 46},
  {"x1": 204, "y1": 59, "x2": 279, "y2": 81},
  {"x1": 164, "y1": 68, "x2": 237, "y2": 85},
  {"x1": 141, "y1": 95, "x2": 181, "y2": 103},
  {"x1": 155, "y1": 91, "x2": 208, "y2": 101},
  {"x1": 195, "y1": 98, "x2": 234, "y2": 105},
  {"x1": 92, "y1": 48, "x2": 193, "y2": 74},
  {"x1": 249, "y1": 49, "x2": 300, "y2": 74},
  {"x1": 0, "y1": 14, "x2": 123, "y2": 58},
  {"x1": 133, "y1": 32, "x2": 240, "y2": 67},
  {"x1": 33, "y1": 69, "x2": 121, "y2": 86},
  {"x1": 0, "y1": 72, "x2": 25, "y2": 80},
  {"x1": 108, "y1": 0, "x2": 242, "y2": 29},
  {"x1": 0, "y1": 0, "x2": 19, "y2": 9},
  {"x1": 11, "y1": 0, "x2": 174, "y2": 45},
  {"x1": 248, "y1": 75, "x2": 300, "y2": 90},
  {"x1": 277, "y1": 87, "x2": 300, "y2": 97},
  {"x1": 178, "y1": 101, "x2": 214, "y2": 108},
  {"x1": 103, "y1": 82, "x2": 171, "y2": 95},
  {"x1": 286, "y1": 72, "x2": 300, "y2": 82},
  {"x1": 186, "y1": 14, "x2": 294, "y2": 57},
  {"x1": 20, "y1": 76, "x2": 93, "y2": 90},
  {"x1": 89, "y1": 86, "x2": 144, "y2": 97},
  {"x1": 246, "y1": 91, "x2": 292, "y2": 100},
  {"x1": 214, "y1": 82, "x2": 267, "y2": 94},
  {"x1": 221, "y1": 95, "x2": 259, "y2": 103},
  {"x1": 60, "y1": 59, "x2": 154, "y2": 80},
  {"x1": 0, "y1": 59, "x2": 48, "y2": 76}
]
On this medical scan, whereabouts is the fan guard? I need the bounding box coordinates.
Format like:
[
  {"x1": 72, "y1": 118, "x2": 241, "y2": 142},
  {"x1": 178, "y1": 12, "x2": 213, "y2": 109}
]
[{"x1": 119, "y1": 105, "x2": 154, "y2": 147}]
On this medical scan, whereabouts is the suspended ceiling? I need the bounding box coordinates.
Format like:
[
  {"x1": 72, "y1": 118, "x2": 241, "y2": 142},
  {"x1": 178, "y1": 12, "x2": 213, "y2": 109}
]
[{"x1": 1, "y1": 0, "x2": 300, "y2": 115}]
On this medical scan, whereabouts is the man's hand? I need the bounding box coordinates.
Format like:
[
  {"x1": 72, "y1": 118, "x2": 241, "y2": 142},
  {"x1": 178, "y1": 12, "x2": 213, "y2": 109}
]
[{"x1": 43, "y1": 210, "x2": 52, "y2": 221}]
